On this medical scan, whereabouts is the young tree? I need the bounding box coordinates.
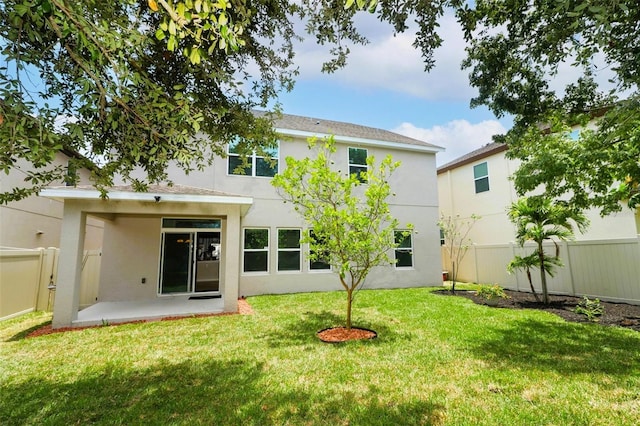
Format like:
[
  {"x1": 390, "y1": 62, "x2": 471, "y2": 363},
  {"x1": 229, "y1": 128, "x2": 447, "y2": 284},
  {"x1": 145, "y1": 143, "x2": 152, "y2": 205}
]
[
  {"x1": 507, "y1": 196, "x2": 588, "y2": 304},
  {"x1": 272, "y1": 136, "x2": 411, "y2": 330},
  {"x1": 438, "y1": 214, "x2": 479, "y2": 293}
]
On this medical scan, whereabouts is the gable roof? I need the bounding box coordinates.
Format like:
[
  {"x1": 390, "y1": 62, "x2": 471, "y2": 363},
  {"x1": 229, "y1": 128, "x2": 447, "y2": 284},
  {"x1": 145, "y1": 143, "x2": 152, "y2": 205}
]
[
  {"x1": 256, "y1": 111, "x2": 443, "y2": 153},
  {"x1": 437, "y1": 142, "x2": 508, "y2": 174}
]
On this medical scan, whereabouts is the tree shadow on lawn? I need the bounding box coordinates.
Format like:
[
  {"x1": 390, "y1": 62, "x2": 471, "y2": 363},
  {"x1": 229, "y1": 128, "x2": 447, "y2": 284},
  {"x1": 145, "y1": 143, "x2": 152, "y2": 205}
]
[
  {"x1": 1, "y1": 357, "x2": 444, "y2": 425},
  {"x1": 260, "y1": 309, "x2": 416, "y2": 348},
  {"x1": 470, "y1": 318, "x2": 640, "y2": 376},
  {"x1": 4, "y1": 318, "x2": 52, "y2": 342}
]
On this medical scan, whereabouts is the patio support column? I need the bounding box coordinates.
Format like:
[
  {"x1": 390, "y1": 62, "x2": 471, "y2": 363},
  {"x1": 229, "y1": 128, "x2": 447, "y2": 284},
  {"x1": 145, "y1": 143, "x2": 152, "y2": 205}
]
[
  {"x1": 52, "y1": 201, "x2": 86, "y2": 328},
  {"x1": 223, "y1": 207, "x2": 240, "y2": 312}
]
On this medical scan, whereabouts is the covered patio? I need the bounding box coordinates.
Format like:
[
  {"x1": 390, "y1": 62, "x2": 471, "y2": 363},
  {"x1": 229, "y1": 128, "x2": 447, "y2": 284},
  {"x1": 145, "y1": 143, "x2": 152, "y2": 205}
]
[
  {"x1": 41, "y1": 184, "x2": 252, "y2": 329},
  {"x1": 73, "y1": 295, "x2": 226, "y2": 327}
]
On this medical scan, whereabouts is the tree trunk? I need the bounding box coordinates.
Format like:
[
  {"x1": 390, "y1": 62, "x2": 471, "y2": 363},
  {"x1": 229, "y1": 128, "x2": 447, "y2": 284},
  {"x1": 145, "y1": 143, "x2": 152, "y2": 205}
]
[
  {"x1": 450, "y1": 260, "x2": 457, "y2": 294},
  {"x1": 526, "y1": 268, "x2": 540, "y2": 302},
  {"x1": 538, "y1": 242, "x2": 549, "y2": 304},
  {"x1": 346, "y1": 287, "x2": 353, "y2": 330}
]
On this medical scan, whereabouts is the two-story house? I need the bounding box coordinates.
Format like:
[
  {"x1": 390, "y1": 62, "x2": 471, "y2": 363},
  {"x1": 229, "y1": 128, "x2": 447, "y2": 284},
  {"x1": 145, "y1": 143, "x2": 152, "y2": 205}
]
[
  {"x1": 437, "y1": 142, "x2": 640, "y2": 304},
  {"x1": 42, "y1": 113, "x2": 444, "y2": 328}
]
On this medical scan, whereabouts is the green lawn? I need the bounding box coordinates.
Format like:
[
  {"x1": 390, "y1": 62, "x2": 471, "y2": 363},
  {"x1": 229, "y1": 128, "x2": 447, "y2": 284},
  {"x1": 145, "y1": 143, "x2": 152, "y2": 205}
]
[{"x1": 2, "y1": 287, "x2": 639, "y2": 425}]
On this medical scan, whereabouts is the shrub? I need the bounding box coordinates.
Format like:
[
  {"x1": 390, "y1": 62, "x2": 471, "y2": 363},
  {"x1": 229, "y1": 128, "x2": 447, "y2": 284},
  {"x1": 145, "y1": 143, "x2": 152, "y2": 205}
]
[
  {"x1": 574, "y1": 296, "x2": 604, "y2": 322},
  {"x1": 476, "y1": 284, "x2": 509, "y2": 300}
]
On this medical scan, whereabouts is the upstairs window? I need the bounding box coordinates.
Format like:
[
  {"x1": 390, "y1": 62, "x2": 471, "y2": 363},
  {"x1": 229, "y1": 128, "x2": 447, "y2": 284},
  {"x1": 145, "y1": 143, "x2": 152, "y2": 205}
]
[
  {"x1": 473, "y1": 162, "x2": 490, "y2": 193},
  {"x1": 228, "y1": 141, "x2": 279, "y2": 177},
  {"x1": 348, "y1": 147, "x2": 368, "y2": 183}
]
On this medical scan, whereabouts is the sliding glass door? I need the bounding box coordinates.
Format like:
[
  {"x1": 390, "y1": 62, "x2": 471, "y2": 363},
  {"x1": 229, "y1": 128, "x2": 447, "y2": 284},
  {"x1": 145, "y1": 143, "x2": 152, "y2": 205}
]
[
  {"x1": 159, "y1": 219, "x2": 222, "y2": 295},
  {"x1": 160, "y1": 233, "x2": 193, "y2": 294}
]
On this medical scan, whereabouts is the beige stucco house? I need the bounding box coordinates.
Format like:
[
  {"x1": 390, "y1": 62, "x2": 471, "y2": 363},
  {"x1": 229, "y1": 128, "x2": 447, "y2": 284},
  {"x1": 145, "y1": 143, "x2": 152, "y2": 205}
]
[
  {"x1": 437, "y1": 142, "x2": 640, "y2": 304},
  {"x1": 437, "y1": 142, "x2": 639, "y2": 244},
  {"x1": 1, "y1": 150, "x2": 104, "y2": 250},
  {"x1": 42, "y1": 113, "x2": 444, "y2": 328}
]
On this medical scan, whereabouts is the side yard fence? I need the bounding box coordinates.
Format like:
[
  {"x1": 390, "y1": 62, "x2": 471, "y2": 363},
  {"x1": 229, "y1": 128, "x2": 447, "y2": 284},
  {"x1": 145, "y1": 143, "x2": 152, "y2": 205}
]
[
  {"x1": 442, "y1": 236, "x2": 640, "y2": 305},
  {"x1": 0, "y1": 247, "x2": 101, "y2": 321}
]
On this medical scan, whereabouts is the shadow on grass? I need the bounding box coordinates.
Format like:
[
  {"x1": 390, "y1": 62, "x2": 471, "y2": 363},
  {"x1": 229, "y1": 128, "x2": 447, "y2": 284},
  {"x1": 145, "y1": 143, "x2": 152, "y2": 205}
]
[
  {"x1": 1, "y1": 357, "x2": 444, "y2": 425},
  {"x1": 471, "y1": 318, "x2": 640, "y2": 376},
  {"x1": 4, "y1": 319, "x2": 52, "y2": 342},
  {"x1": 261, "y1": 309, "x2": 414, "y2": 348}
]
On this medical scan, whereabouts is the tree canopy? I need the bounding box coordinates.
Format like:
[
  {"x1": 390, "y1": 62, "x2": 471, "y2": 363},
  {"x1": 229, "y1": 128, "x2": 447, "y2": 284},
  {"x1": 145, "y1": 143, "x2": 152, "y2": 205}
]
[
  {"x1": 2, "y1": 0, "x2": 638, "y2": 213},
  {"x1": 0, "y1": 0, "x2": 300, "y2": 202},
  {"x1": 461, "y1": 1, "x2": 640, "y2": 214}
]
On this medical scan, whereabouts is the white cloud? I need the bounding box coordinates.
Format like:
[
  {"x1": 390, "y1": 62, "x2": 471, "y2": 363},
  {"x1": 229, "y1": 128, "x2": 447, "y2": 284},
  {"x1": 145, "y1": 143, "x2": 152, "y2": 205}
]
[
  {"x1": 393, "y1": 119, "x2": 507, "y2": 166},
  {"x1": 293, "y1": 13, "x2": 474, "y2": 101}
]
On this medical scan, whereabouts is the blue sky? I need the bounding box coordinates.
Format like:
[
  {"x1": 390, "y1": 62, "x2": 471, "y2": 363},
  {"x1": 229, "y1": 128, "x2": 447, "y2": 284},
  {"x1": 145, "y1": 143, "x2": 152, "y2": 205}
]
[{"x1": 269, "y1": 12, "x2": 513, "y2": 166}]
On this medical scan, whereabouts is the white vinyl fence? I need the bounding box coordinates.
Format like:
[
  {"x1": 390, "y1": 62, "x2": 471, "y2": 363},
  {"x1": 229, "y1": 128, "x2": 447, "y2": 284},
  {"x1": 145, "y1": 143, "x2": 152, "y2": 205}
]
[
  {"x1": 0, "y1": 247, "x2": 101, "y2": 321},
  {"x1": 441, "y1": 236, "x2": 640, "y2": 305}
]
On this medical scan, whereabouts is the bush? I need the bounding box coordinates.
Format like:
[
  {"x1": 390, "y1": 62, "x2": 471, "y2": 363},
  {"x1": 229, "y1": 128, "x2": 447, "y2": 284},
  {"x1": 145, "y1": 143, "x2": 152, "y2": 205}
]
[
  {"x1": 574, "y1": 296, "x2": 604, "y2": 322},
  {"x1": 475, "y1": 284, "x2": 509, "y2": 300}
]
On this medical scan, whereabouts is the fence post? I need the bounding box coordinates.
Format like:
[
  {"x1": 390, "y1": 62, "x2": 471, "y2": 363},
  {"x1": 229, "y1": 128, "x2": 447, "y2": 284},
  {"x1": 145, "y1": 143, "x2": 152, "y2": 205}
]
[
  {"x1": 33, "y1": 248, "x2": 45, "y2": 312},
  {"x1": 564, "y1": 240, "x2": 576, "y2": 297},
  {"x1": 35, "y1": 247, "x2": 58, "y2": 311},
  {"x1": 510, "y1": 241, "x2": 519, "y2": 292},
  {"x1": 473, "y1": 243, "x2": 479, "y2": 283}
]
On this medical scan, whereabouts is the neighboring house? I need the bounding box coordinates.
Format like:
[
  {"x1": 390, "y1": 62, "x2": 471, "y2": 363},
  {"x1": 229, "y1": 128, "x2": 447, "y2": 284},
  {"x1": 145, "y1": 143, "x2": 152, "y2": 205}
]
[
  {"x1": 0, "y1": 150, "x2": 103, "y2": 250},
  {"x1": 438, "y1": 142, "x2": 638, "y2": 245},
  {"x1": 42, "y1": 113, "x2": 444, "y2": 328},
  {"x1": 437, "y1": 142, "x2": 640, "y2": 303}
]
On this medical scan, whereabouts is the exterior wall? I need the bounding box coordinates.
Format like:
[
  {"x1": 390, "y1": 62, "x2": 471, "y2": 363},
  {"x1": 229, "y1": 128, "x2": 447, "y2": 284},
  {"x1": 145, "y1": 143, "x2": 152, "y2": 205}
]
[
  {"x1": 233, "y1": 138, "x2": 441, "y2": 295},
  {"x1": 98, "y1": 216, "x2": 161, "y2": 302},
  {"x1": 0, "y1": 152, "x2": 104, "y2": 249},
  {"x1": 113, "y1": 135, "x2": 443, "y2": 298},
  {"x1": 438, "y1": 149, "x2": 638, "y2": 246},
  {"x1": 438, "y1": 150, "x2": 520, "y2": 245}
]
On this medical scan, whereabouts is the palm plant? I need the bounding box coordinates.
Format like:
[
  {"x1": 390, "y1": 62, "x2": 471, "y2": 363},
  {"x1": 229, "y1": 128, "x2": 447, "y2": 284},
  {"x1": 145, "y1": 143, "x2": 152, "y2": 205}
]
[{"x1": 507, "y1": 196, "x2": 588, "y2": 304}]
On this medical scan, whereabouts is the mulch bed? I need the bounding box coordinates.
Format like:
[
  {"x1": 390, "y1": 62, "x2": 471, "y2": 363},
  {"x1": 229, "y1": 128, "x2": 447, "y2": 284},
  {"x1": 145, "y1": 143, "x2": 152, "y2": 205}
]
[
  {"x1": 25, "y1": 298, "x2": 254, "y2": 338},
  {"x1": 316, "y1": 327, "x2": 377, "y2": 343},
  {"x1": 435, "y1": 289, "x2": 640, "y2": 332}
]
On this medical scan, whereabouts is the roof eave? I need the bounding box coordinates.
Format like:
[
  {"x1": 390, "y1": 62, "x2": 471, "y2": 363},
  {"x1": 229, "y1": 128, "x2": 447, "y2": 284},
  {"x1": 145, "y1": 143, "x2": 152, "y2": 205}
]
[
  {"x1": 276, "y1": 128, "x2": 443, "y2": 154},
  {"x1": 40, "y1": 188, "x2": 254, "y2": 206},
  {"x1": 437, "y1": 143, "x2": 508, "y2": 174}
]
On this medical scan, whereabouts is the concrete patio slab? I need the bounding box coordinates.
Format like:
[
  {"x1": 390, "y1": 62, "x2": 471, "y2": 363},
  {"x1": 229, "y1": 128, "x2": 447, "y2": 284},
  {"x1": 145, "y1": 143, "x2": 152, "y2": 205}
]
[{"x1": 73, "y1": 296, "x2": 225, "y2": 327}]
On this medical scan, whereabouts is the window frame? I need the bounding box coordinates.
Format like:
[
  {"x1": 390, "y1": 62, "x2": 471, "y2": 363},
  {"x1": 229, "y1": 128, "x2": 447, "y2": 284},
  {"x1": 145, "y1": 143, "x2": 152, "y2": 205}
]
[
  {"x1": 473, "y1": 161, "x2": 490, "y2": 193},
  {"x1": 277, "y1": 228, "x2": 302, "y2": 272},
  {"x1": 308, "y1": 229, "x2": 332, "y2": 272},
  {"x1": 348, "y1": 147, "x2": 368, "y2": 183},
  {"x1": 227, "y1": 141, "x2": 279, "y2": 178},
  {"x1": 242, "y1": 228, "x2": 270, "y2": 273},
  {"x1": 394, "y1": 229, "x2": 414, "y2": 269}
]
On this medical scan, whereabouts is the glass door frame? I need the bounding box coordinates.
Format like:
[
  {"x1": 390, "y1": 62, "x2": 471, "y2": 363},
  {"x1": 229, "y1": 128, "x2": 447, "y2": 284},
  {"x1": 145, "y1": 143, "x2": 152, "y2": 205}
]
[
  {"x1": 158, "y1": 218, "x2": 223, "y2": 296},
  {"x1": 159, "y1": 231, "x2": 194, "y2": 295}
]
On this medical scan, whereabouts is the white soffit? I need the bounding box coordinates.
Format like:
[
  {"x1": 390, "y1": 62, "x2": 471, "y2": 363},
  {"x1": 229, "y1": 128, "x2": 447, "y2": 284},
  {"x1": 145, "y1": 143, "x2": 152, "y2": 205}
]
[
  {"x1": 40, "y1": 188, "x2": 253, "y2": 205},
  {"x1": 275, "y1": 128, "x2": 443, "y2": 154}
]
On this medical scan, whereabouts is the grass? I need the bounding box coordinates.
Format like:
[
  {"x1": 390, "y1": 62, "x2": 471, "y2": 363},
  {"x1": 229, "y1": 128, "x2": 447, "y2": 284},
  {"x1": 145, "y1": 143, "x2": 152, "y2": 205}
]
[{"x1": 1, "y1": 287, "x2": 639, "y2": 425}]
